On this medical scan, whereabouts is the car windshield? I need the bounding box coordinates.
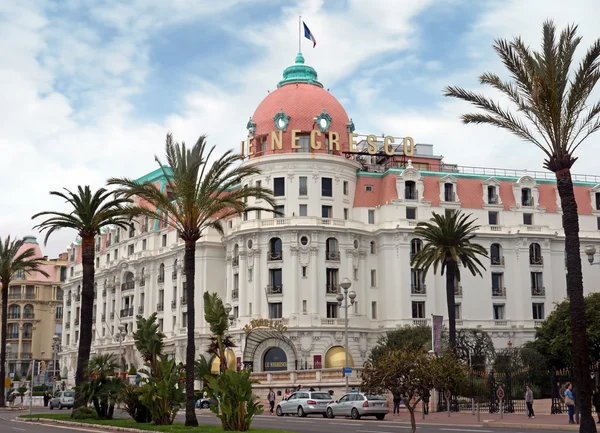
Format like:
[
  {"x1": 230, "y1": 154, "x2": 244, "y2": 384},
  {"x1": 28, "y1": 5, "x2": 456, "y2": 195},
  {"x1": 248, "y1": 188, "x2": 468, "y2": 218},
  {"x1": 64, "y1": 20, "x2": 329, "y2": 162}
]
[
  {"x1": 311, "y1": 393, "x2": 331, "y2": 399},
  {"x1": 365, "y1": 395, "x2": 386, "y2": 400},
  {"x1": 63, "y1": 392, "x2": 75, "y2": 397}
]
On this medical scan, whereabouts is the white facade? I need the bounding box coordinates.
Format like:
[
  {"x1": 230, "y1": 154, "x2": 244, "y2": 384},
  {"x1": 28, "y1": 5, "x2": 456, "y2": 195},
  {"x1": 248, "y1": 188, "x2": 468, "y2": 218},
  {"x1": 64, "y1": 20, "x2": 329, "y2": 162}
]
[{"x1": 57, "y1": 151, "x2": 600, "y2": 383}]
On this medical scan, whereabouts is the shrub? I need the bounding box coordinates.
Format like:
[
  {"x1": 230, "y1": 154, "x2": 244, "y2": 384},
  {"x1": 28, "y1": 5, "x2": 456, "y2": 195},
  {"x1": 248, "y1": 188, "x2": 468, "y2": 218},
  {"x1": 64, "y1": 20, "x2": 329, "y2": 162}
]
[
  {"x1": 13, "y1": 373, "x2": 20, "y2": 382},
  {"x1": 18, "y1": 386, "x2": 27, "y2": 394},
  {"x1": 72, "y1": 406, "x2": 98, "y2": 420},
  {"x1": 128, "y1": 365, "x2": 137, "y2": 376},
  {"x1": 121, "y1": 383, "x2": 151, "y2": 423},
  {"x1": 26, "y1": 374, "x2": 32, "y2": 381},
  {"x1": 138, "y1": 356, "x2": 185, "y2": 425}
]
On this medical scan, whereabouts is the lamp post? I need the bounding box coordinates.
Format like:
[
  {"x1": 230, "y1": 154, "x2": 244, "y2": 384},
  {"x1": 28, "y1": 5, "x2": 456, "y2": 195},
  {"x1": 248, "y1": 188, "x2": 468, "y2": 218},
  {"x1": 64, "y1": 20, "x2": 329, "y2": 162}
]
[
  {"x1": 5, "y1": 343, "x2": 11, "y2": 394},
  {"x1": 584, "y1": 245, "x2": 600, "y2": 266},
  {"x1": 118, "y1": 325, "x2": 126, "y2": 374},
  {"x1": 51, "y1": 335, "x2": 60, "y2": 391},
  {"x1": 224, "y1": 303, "x2": 234, "y2": 325},
  {"x1": 337, "y1": 277, "x2": 356, "y2": 393}
]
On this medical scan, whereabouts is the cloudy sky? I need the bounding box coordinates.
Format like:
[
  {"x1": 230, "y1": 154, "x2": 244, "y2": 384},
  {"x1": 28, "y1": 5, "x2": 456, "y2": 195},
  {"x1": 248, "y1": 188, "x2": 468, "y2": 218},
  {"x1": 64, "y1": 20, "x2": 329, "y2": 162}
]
[{"x1": 2, "y1": 0, "x2": 599, "y2": 257}]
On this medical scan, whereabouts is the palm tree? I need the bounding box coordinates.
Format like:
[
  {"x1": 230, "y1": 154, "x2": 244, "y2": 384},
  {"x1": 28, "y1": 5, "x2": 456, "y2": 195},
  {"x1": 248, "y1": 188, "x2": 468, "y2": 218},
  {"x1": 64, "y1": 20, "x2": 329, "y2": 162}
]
[
  {"x1": 32, "y1": 186, "x2": 135, "y2": 411},
  {"x1": 107, "y1": 133, "x2": 276, "y2": 427},
  {"x1": 85, "y1": 353, "x2": 122, "y2": 419},
  {"x1": 0, "y1": 236, "x2": 49, "y2": 407},
  {"x1": 444, "y1": 21, "x2": 600, "y2": 432},
  {"x1": 410, "y1": 211, "x2": 487, "y2": 349},
  {"x1": 203, "y1": 292, "x2": 235, "y2": 374},
  {"x1": 133, "y1": 313, "x2": 165, "y2": 377}
]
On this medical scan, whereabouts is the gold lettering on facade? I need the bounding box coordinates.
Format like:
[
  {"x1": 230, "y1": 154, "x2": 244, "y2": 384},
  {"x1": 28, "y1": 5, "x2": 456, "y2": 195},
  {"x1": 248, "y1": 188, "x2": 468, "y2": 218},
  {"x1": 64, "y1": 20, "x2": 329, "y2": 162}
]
[
  {"x1": 247, "y1": 136, "x2": 254, "y2": 156},
  {"x1": 403, "y1": 137, "x2": 415, "y2": 157},
  {"x1": 243, "y1": 318, "x2": 288, "y2": 334},
  {"x1": 366, "y1": 134, "x2": 378, "y2": 154},
  {"x1": 271, "y1": 130, "x2": 283, "y2": 150},
  {"x1": 240, "y1": 141, "x2": 245, "y2": 158},
  {"x1": 348, "y1": 133, "x2": 359, "y2": 153},
  {"x1": 291, "y1": 130, "x2": 301, "y2": 149},
  {"x1": 328, "y1": 131, "x2": 339, "y2": 151},
  {"x1": 384, "y1": 136, "x2": 395, "y2": 156},
  {"x1": 310, "y1": 130, "x2": 322, "y2": 150}
]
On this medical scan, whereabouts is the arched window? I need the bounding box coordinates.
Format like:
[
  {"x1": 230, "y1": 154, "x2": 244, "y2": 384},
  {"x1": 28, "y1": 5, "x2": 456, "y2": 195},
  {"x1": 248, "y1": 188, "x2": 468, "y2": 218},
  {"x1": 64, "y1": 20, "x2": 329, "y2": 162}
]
[
  {"x1": 56, "y1": 287, "x2": 63, "y2": 301},
  {"x1": 325, "y1": 237, "x2": 339, "y2": 261},
  {"x1": 370, "y1": 241, "x2": 376, "y2": 255},
  {"x1": 158, "y1": 263, "x2": 165, "y2": 282},
  {"x1": 8, "y1": 304, "x2": 20, "y2": 319},
  {"x1": 172, "y1": 259, "x2": 178, "y2": 280},
  {"x1": 7, "y1": 323, "x2": 19, "y2": 338},
  {"x1": 24, "y1": 304, "x2": 34, "y2": 319},
  {"x1": 405, "y1": 180, "x2": 417, "y2": 200},
  {"x1": 529, "y1": 243, "x2": 542, "y2": 265},
  {"x1": 22, "y1": 323, "x2": 33, "y2": 338},
  {"x1": 233, "y1": 244, "x2": 239, "y2": 266},
  {"x1": 522, "y1": 187, "x2": 532, "y2": 206},
  {"x1": 410, "y1": 239, "x2": 423, "y2": 259},
  {"x1": 268, "y1": 238, "x2": 282, "y2": 261},
  {"x1": 490, "y1": 243, "x2": 503, "y2": 265}
]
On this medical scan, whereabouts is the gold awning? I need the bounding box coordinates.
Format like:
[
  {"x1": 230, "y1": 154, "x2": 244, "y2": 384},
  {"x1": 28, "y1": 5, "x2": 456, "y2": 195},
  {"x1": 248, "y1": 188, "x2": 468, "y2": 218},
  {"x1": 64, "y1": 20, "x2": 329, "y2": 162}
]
[
  {"x1": 325, "y1": 346, "x2": 354, "y2": 368},
  {"x1": 210, "y1": 349, "x2": 236, "y2": 374}
]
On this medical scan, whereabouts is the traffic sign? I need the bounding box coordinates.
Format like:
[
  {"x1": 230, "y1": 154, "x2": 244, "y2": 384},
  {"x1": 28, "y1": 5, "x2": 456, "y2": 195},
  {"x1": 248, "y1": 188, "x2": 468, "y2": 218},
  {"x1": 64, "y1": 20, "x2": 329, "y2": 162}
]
[
  {"x1": 52, "y1": 376, "x2": 57, "y2": 382},
  {"x1": 344, "y1": 367, "x2": 352, "y2": 375}
]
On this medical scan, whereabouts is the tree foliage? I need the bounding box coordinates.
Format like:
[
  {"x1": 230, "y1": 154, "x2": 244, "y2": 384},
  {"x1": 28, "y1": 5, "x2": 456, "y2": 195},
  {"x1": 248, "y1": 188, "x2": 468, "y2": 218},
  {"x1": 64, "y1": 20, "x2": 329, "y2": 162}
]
[
  {"x1": 455, "y1": 329, "x2": 496, "y2": 369},
  {"x1": 361, "y1": 348, "x2": 468, "y2": 433},
  {"x1": 371, "y1": 325, "x2": 432, "y2": 360},
  {"x1": 83, "y1": 354, "x2": 123, "y2": 420},
  {"x1": 138, "y1": 356, "x2": 185, "y2": 426},
  {"x1": 526, "y1": 292, "x2": 600, "y2": 369}
]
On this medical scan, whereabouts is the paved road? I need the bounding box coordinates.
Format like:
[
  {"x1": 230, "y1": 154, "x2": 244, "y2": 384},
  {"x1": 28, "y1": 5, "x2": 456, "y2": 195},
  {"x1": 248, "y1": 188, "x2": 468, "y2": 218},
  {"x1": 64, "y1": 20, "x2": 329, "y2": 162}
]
[{"x1": 0, "y1": 407, "x2": 572, "y2": 433}]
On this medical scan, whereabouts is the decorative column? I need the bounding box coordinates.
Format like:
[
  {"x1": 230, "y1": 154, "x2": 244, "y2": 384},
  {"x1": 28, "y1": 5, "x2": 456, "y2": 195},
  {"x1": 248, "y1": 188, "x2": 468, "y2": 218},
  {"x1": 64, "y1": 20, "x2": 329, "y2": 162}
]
[
  {"x1": 290, "y1": 242, "x2": 299, "y2": 315},
  {"x1": 311, "y1": 244, "x2": 319, "y2": 315},
  {"x1": 238, "y1": 251, "x2": 247, "y2": 318},
  {"x1": 253, "y1": 249, "x2": 262, "y2": 318}
]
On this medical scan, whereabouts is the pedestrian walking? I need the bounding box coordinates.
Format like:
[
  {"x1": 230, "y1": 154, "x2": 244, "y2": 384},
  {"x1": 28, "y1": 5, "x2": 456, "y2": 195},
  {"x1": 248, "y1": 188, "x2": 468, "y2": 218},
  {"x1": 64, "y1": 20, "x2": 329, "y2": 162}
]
[
  {"x1": 267, "y1": 388, "x2": 276, "y2": 415},
  {"x1": 525, "y1": 385, "x2": 535, "y2": 419},
  {"x1": 393, "y1": 391, "x2": 401, "y2": 416},
  {"x1": 564, "y1": 382, "x2": 575, "y2": 424},
  {"x1": 284, "y1": 389, "x2": 290, "y2": 400},
  {"x1": 423, "y1": 389, "x2": 430, "y2": 415},
  {"x1": 593, "y1": 385, "x2": 600, "y2": 424}
]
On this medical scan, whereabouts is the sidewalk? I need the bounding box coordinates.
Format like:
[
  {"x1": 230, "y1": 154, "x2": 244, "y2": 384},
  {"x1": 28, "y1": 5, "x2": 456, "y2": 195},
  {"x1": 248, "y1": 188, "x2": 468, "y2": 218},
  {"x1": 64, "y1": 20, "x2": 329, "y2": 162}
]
[{"x1": 384, "y1": 411, "x2": 581, "y2": 430}]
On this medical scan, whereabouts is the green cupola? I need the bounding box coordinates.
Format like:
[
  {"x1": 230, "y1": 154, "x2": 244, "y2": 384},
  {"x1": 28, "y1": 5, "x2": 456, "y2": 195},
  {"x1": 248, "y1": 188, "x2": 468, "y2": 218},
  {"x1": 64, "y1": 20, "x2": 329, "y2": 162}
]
[{"x1": 277, "y1": 53, "x2": 323, "y2": 88}]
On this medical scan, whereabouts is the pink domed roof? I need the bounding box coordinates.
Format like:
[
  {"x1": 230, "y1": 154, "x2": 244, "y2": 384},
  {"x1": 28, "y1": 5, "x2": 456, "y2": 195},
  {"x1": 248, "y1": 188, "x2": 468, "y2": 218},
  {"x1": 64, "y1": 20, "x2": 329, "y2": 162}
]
[{"x1": 249, "y1": 54, "x2": 352, "y2": 157}]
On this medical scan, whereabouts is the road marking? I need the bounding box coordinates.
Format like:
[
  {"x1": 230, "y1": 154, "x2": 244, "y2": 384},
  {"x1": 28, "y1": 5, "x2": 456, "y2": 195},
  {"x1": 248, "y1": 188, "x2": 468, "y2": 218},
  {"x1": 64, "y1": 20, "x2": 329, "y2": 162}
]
[
  {"x1": 376, "y1": 425, "x2": 412, "y2": 429},
  {"x1": 330, "y1": 422, "x2": 363, "y2": 426},
  {"x1": 357, "y1": 430, "x2": 388, "y2": 433},
  {"x1": 12, "y1": 428, "x2": 26, "y2": 432},
  {"x1": 440, "y1": 429, "x2": 493, "y2": 432}
]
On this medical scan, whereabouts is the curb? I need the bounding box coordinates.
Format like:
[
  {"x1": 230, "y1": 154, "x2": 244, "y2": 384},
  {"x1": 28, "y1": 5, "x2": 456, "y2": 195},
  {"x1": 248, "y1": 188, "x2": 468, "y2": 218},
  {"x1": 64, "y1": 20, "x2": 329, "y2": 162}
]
[
  {"x1": 483, "y1": 421, "x2": 579, "y2": 431},
  {"x1": 16, "y1": 417, "x2": 149, "y2": 432}
]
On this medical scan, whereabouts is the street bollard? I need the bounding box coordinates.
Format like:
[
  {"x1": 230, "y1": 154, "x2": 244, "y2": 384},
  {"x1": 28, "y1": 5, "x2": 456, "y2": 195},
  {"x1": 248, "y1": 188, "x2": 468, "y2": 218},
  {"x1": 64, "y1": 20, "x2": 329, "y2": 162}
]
[
  {"x1": 472, "y1": 397, "x2": 475, "y2": 415},
  {"x1": 477, "y1": 402, "x2": 480, "y2": 422},
  {"x1": 447, "y1": 398, "x2": 450, "y2": 417},
  {"x1": 500, "y1": 398, "x2": 503, "y2": 419},
  {"x1": 422, "y1": 400, "x2": 425, "y2": 420}
]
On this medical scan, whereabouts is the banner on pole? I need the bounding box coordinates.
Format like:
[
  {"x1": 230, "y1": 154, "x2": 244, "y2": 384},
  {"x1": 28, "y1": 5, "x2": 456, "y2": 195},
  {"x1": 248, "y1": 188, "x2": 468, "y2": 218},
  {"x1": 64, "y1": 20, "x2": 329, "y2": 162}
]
[{"x1": 432, "y1": 315, "x2": 443, "y2": 355}]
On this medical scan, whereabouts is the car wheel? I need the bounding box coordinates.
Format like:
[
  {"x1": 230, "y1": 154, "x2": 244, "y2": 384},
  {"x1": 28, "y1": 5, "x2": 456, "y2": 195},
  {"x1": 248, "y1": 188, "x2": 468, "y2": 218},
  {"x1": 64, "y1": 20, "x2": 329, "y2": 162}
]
[
  {"x1": 376, "y1": 414, "x2": 385, "y2": 420},
  {"x1": 58, "y1": 403, "x2": 62, "y2": 410},
  {"x1": 297, "y1": 406, "x2": 306, "y2": 417},
  {"x1": 202, "y1": 402, "x2": 210, "y2": 409},
  {"x1": 49, "y1": 403, "x2": 54, "y2": 410},
  {"x1": 326, "y1": 407, "x2": 335, "y2": 419},
  {"x1": 351, "y1": 408, "x2": 361, "y2": 420},
  {"x1": 276, "y1": 406, "x2": 283, "y2": 417},
  {"x1": 322, "y1": 413, "x2": 328, "y2": 418}
]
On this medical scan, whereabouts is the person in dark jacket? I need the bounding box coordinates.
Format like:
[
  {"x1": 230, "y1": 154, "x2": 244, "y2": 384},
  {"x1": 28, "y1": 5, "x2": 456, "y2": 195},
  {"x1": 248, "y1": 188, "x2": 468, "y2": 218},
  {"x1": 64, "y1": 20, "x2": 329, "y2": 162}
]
[
  {"x1": 423, "y1": 389, "x2": 430, "y2": 415},
  {"x1": 593, "y1": 385, "x2": 600, "y2": 424},
  {"x1": 393, "y1": 391, "x2": 402, "y2": 415}
]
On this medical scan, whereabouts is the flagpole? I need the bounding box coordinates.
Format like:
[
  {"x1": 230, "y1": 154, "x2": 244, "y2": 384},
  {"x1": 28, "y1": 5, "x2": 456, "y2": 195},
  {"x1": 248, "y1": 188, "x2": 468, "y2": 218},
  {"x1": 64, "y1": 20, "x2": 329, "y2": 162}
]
[{"x1": 299, "y1": 16, "x2": 302, "y2": 53}]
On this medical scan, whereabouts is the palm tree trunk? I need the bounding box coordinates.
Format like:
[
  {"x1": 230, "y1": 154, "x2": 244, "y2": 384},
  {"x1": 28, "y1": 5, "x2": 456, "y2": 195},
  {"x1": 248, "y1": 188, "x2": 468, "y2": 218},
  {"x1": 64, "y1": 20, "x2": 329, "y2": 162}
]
[
  {"x1": 445, "y1": 259, "x2": 457, "y2": 350},
  {"x1": 556, "y1": 169, "x2": 596, "y2": 433},
  {"x1": 73, "y1": 235, "x2": 95, "y2": 412},
  {"x1": 184, "y1": 239, "x2": 198, "y2": 427},
  {"x1": 0, "y1": 281, "x2": 8, "y2": 407}
]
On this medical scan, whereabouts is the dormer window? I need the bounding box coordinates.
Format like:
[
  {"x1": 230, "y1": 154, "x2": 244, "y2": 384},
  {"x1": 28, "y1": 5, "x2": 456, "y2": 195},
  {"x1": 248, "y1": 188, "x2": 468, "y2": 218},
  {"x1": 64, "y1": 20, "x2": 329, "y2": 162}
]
[
  {"x1": 439, "y1": 175, "x2": 459, "y2": 205},
  {"x1": 488, "y1": 186, "x2": 498, "y2": 204},
  {"x1": 522, "y1": 188, "x2": 533, "y2": 206},
  {"x1": 596, "y1": 192, "x2": 600, "y2": 211},
  {"x1": 365, "y1": 185, "x2": 373, "y2": 192},
  {"x1": 444, "y1": 183, "x2": 455, "y2": 202},
  {"x1": 405, "y1": 181, "x2": 416, "y2": 200}
]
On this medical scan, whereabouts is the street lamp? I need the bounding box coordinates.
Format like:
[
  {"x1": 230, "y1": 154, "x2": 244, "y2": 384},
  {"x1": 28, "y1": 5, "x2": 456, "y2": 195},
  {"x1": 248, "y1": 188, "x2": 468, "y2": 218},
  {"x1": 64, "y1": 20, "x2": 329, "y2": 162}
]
[
  {"x1": 52, "y1": 335, "x2": 60, "y2": 392},
  {"x1": 337, "y1": 277, "x2": 356, "y2": 393},
  {"x1": 118, "y1": 325, "x2": 126, "y2": 373},
  {"x1": 584, "y1": 245, "x2": 600, "y2": 266},
  {"x1": 224, "y1": 303, "x2": 235, "y2": 325}
]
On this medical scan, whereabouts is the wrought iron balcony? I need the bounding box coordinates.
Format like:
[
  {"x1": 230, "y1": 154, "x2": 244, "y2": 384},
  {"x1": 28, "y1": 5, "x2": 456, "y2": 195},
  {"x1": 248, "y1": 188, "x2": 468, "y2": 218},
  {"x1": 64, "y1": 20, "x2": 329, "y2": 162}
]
[
  {"x1": 7, "y1": 313, "x2": 20, "y2": 319},
  {"x1": 405, "y1": 191, "x2": 417, "y2": 200},
  {"x1": 101, "y1": 313, "x2": 105, "y2": 321},
  {"x1": 157, "y1": 302, "x2": 164, "y2": 312},
  {"x1": 25, "y1": 293, "x2": 36, "y2": 300},
  {"x1": 180, "y1": 296, "x2": 187, "y2": 305},
  {"x1": 109, "y1": 312, "x2": 115, "y2": 319},
  {"x1": 491, "y1": 256, "x2": 505, "y2": 265},
  {"x1": 8, "y1": 293, "x2": 21, "y2": 300},
  {"x1": 66, "y1": 299, "x2": 72, "y2": 306},
  {"x1": 65, "y1": 323, "x2": 70, "y2": 330},
  {"x1": 102, "y1": 289, "x2": 106, "y2": 297},
  {"x1": 455, "y1": 285, "x2": 463, "y2": 296},
  {"x1": 232, "y1": 256, "x2": 239, "y2": 266},
  {"x1": 532, "y1": 286, "x2": 546, "y2": 297},
  {"x1": 530, "y1": 256, "x2": 544, "y2": 265},
  {"x1": 20, "y1": 352, "x2": 32, "y2": 359},
  {"x1": 140, "y1": 279, "x2": 145, "y2": 287},
  {"x1": 489, "y1": 195, "x2": 499, "y2": 204},
  {"x1": 299, "y1": 185, "x2": 308, "y2": 196},
  {"x1": 7, "y1": 333, "x2": 19, "y2": 339},
  {"x1": 23, "y1": 313, "x2": 35, "y2": 319},
  {"x1": 121, "y1": 281, "x2": 135, "y2": 291},
  {"x1": 120, "y1": 308, "x2": 133, "y2": 318},
  {"x1": 232, "y1": 289, "x2": 239, "y2": 300},
  {"x1": 266, "y1": 284, "x2": 283, "y2": 295},
  {"x1": 171, "y1": 300, "x2": 177, "y2": 309},
  {"x1": 75, "y1": 318, "x2": 79, "y2": 325},
  {"x1": 138, "y1": 306, "x2": 144, "y2": 314},
  {"x1": 522, "y1": 197, "x2": 534, "y2": 206},
  {"x1": 75, "y1": 294, "x2": 80, "y2": 302},
  {"x1": 492, "y1": 287, "x2": 507, "y2": 297},
  {"x1": 172, "y1": 272, "x2": 177, "y2": 280},
  {"x1": 158, "y1": 275, "x2": 165, "y2": 284},
  {"x1": 325, "y1": 250, "x2": 340, "y2": 261},
  {"x1": 411, "y1": 284, "x2": 427, "y2": 295},
  {"x1": 267, "y1": 252, "x2": 282, "y2": 261},
  {"x1": 326, "y1": 284, "x2": 339, "y2": 294},
  {"x1": 22, "y1": 333, "x2": 32, "y2": 339},
  {"x1": 444, "y1": 192, "x2": 456, "y2": 202},
  {"x1": 111, "y1": 287, "x2": 116, "y2": 294}
]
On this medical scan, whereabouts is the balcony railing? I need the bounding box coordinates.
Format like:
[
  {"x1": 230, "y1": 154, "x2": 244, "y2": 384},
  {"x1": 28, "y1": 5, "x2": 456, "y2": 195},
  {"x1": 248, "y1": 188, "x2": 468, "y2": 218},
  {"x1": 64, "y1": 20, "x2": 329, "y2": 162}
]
[
  {"x1": 232, "y1": 256, "x2": 239, "y2": 266},
  {"x1": 8, "y1": 293, "x2": 21, "y2": 300},
  {"x1": 158, "y1": 275, "x2": 165, "y2": 284},
  {"x1": 267, "y1": 252, "x2": 282, "y2": 261},
  {"x1": 140, "y1": 279, "x2": 145, "y2": 287},
  {"x1": 120, "y1": 308, "x2": 134, "y2": 318},
  {"x1": 532, "y1": 286, "x2": 546, "y2": 296},
  {"x1": 326, "y1": 284, "x2": 339, "y2": 294},
  {"x1": 22, "y1": 333, "x2": 32, "y2": 339},
  {"x1": 266, "y1": 284, "x2": 283, "y2": 295},
  {"x1": 405, "y1": 191, "x2": 417, "y2": 200},
  {"x1": 325, "y1": 250, "x2": 340, "y2": 261},
  {"x1": 171, "y1": 300, "x2": 177, "y2": 309},
  {"x1": 299, "y1": 186, "x2": 308, "y2": 196},
  {"x1": 25, "y1": 293, "x2": 36, "y2": 300},
  {"x1": 23, "y1": 313, "x2": 35, "y2": 319},
  {"x1": 444, "y1": 192, "x2": 456, "y2": 202},
  {"x1": 455, "y1": 285, "x2": 463, "y2": 296},
  {"x1": 111, "y1": 287, "x2": 116, "y2": 294},
  {"x1": 75, "y1": 318, "x2": 79, "y2": 325},
  {"x1": 7, "y1": 313, "x2": 20, "y2": 319},
  {"x1": 488, "y1": 195, "x2": 499, "y2": 204},
  {"x1": 411, "y1": 284, "x2": 426, "y2": 295},
  {"x1": 492, "y1": 287, "x2": 507, "y2": 297},
  {"x1": 66, "y1": 299, "x2": 72, "y2": 306},
  {"x1": 93, "y1": 291, "x2": 97, "y2": 299},
  {"x1": 20, "y1": 352, "x2": 32, "y2": 359},
  {"x1": 75, "y1": 294, "x2": 81, "y2": 302},
  {"x1": 138, "y1": 306, "x2": 144, "y2": 314},
  {"x1": 522, "y1": 197, "x2": 534, "y2": 206},
  {"x1": 65, "y1": 323, "x2": 70, "y2": 329},
  {"x1": 157, "y1": 302, "x2": 164, "y2": 312},
  {"x1": 7, "y1": 333, "x2": 19, "y2": 339},
  {"x1": 413, "y1": 318, "x2": 428, "y2": 326},
  {"x1": 494, "y1": 320, "x2": 508, "y2": 326},
  {"x1": 101, "y1": 313, "x2": 105, "y2": 321},
  {"x1": 180, "y1": 296, "x2": 187, "y2": 305},
  {"x1": 102, "y1": 289, "x2": 106, "y2": 297},
  {"x1": 491, "y1": 256, "x2": 505, "y2": 265},
  {"x1": 530, "y1": 256, "x2": 543, "y2": 265},
  {"x1": 232, "y1": 289, "x2": 239, "y2": 300},
  {"x1": 121, "y1": 281, "x2": 135, "y2": 291},
  {"x1": 172, "y1": 272, "x2": 177, "y2": 280},
  {"x1": 109, "y1": 312, "x2": 115, "y2": 319}
]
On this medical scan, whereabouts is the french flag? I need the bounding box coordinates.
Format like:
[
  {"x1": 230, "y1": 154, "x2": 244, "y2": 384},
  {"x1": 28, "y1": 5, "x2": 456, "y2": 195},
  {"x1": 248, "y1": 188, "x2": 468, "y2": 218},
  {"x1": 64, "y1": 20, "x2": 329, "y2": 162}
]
[{"x1": 303, "y1": 21, "x2": 316, "y2": 48}]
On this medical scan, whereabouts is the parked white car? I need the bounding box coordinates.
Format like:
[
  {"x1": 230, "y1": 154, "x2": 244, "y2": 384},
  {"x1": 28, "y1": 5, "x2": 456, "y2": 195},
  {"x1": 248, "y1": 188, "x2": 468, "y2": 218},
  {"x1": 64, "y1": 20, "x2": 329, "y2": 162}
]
[
  {"x1": 49, "y1": 391, "x2": 75, "y2": 410},
  {"x1": 276, "y1": 390, "x2": 333, "y2": 417},
  {"x1": 326, "y1": 392, "x2": 389, "y2": 420}
]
